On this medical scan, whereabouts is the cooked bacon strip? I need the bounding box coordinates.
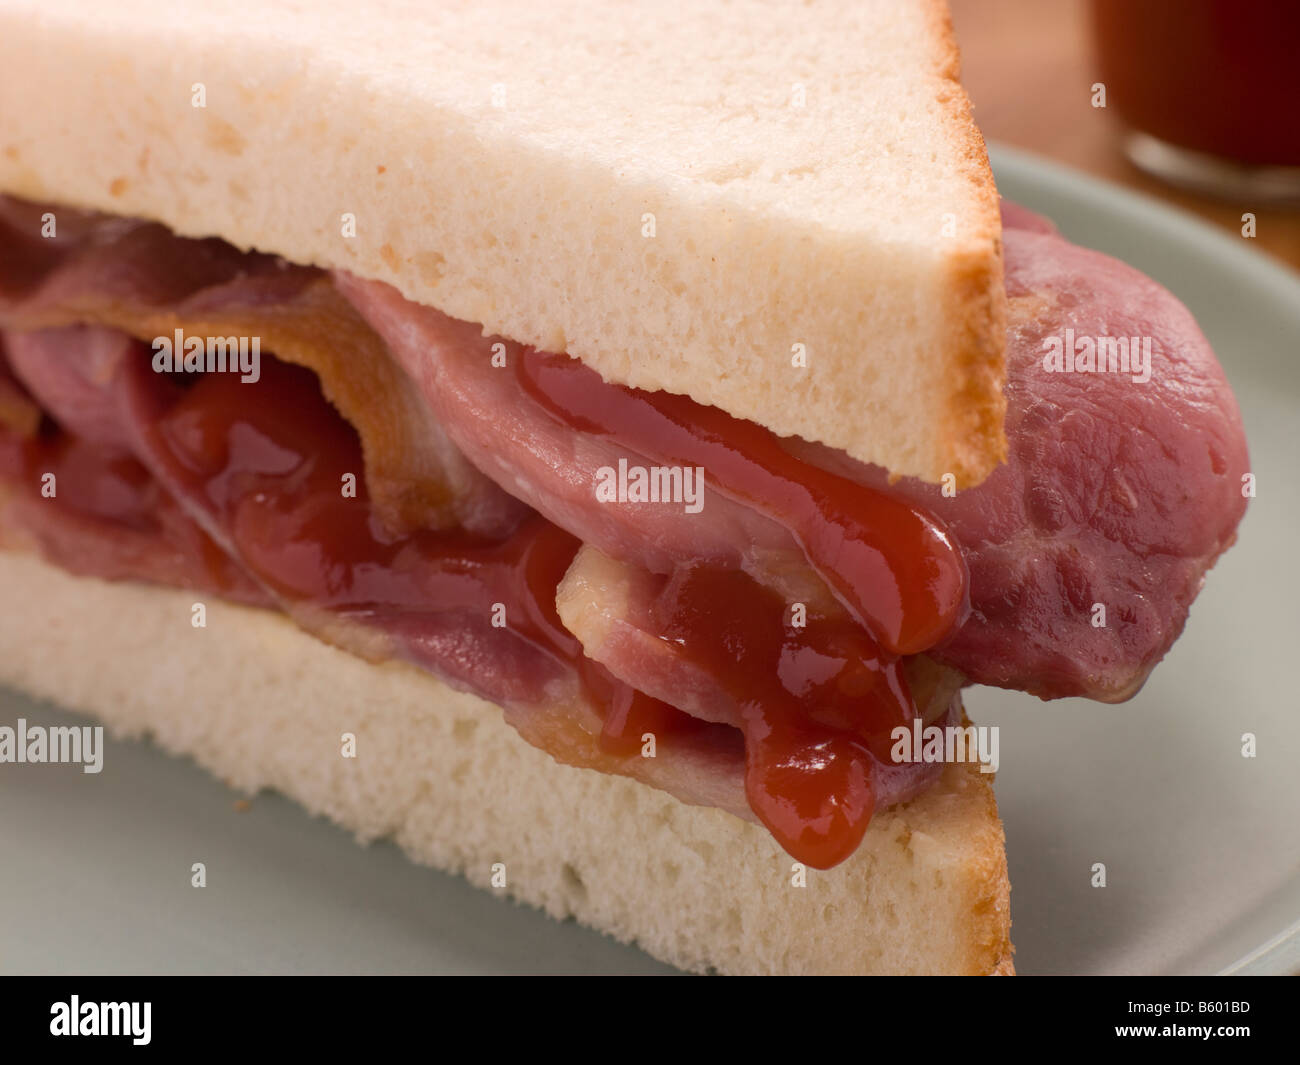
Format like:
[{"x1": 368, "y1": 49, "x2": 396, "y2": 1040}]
[
  {"x1": 0, "y1": 196, "x2": 522, "y2": 539},
  {"x1": 333, "y1": 272, "x2": 802, "y2": 577},
  {"x1": 5, "y1": 325, "x2": 137, "y2": 448},
  {"x1": 339, "y1": 213, "x2": 1249, "y2": 702},
  {"x1": 792, "y1": 223, "x2": 1251, "y2": 699}
]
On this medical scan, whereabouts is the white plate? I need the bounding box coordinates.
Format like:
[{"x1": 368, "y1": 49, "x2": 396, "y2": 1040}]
[{"x1": 1, "y1": 144, "x2": 1296, "y2": 975}]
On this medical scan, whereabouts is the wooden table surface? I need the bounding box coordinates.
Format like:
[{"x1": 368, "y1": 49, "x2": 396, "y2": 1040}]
[{"x1": 949, "y1": 0, "x2": 1300, "y2": 271}]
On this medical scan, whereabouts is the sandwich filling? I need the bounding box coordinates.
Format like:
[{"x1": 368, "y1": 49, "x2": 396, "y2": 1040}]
[{"x1": 0, "y1": 196, "x2": 1249, "y2": 868}]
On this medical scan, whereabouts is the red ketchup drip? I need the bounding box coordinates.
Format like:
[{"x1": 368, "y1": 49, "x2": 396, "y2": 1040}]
[
  {"x1": 516, "y1": 349, "x2": 965, "y2": 867},
  {"x1": 653, "y1": 565, "x2": 916, "y2": 868}
]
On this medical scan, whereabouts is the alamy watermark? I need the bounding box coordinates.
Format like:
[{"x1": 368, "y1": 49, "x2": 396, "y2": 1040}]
[
  {"x1": 594, "y1": 457, "x2": 705, "y2": 514},
  {"x1": 1042, "y1": 329, "x2": 1152, "y2": 384},
  {"x1": 890, "y1": 720, "x2": 998, "y2": 774},
  {"x1": 151, "y1": 328, "x2": 261, "y2": 383},
  {"x1": 0, "y1": 718, "x2": 104, "y2": 773},
  {"x1": 50, "y1": 996, "x2": 150, "y2": 1045}
]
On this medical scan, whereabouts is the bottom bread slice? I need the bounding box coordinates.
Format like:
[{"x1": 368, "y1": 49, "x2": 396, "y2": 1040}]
[{"x1": 0, "y1": 550, "x2": 1014, "y2": 975}]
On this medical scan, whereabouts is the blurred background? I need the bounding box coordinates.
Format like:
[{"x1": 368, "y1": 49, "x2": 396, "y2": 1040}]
[{"x1": 949, "y1": 0, "x2": 1300, "y2": 269}]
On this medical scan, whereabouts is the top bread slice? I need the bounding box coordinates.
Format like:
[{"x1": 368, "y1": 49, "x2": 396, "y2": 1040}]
[{"x1": 0, "y1": 0, "x2": 1006, "y2": 485}]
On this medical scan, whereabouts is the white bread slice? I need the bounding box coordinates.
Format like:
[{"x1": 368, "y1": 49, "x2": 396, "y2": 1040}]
[
  {"x1": 0, "y1": 0, "x2": 1005, "y2": 486},
  {"x1": 0, "y1": 548, "x2": 1013, "y2": 975}
]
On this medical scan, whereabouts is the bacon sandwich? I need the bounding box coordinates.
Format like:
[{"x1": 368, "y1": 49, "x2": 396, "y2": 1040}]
[{"x1": 0, "y1": 0, "x2": 1249, "y2": 974}]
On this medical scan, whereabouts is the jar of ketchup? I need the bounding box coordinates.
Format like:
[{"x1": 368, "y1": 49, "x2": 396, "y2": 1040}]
[{"x1": 1091, "y1": 0, "x2": 1300, "y2": 199}]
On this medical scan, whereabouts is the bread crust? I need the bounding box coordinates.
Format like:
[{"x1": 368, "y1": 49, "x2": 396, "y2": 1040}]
[
  {"x1": 0, "y1": 548, "x2": 1013, "y2": 974},
  {"x1": 923, "y1": 0, "x2": 1010, "y2": 482}
]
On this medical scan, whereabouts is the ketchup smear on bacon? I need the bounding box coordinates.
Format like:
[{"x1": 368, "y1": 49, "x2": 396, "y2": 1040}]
[{"x1": 518, "y1": 351, "x2": 968, "y2": 656}]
